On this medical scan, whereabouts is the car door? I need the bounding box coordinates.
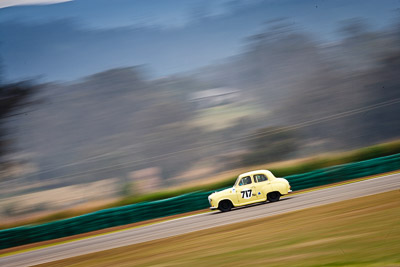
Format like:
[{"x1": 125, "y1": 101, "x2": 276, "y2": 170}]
[
  {"x1": 235, "y1": 176, "x2": 258, "y2": 205},
  {"x1": 252, "y1": 173, "x2": 274, "y2": 200}
]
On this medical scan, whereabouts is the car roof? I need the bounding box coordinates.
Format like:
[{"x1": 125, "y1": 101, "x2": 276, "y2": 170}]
[{"x1": 238, "y1": 169, "x2": 273, "y2": 178}]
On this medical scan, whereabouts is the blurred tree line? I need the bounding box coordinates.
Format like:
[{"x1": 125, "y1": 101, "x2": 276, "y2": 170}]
[
  {"x1": 1, "y1": 18, "x2": 399, "y2": 192},
  {"x1": 241, "y1": 127, "x2": 298, "y2": 166},
  {"x1": 0, "y1": 80, "x2": 38, "y2": 161},
  {"x1": 211, "y1": 18, "x2": 400, "y2": 164}
]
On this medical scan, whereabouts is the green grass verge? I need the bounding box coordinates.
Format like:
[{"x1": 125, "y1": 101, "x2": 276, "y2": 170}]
[{"x1": 36, "y1": 190, "x2": 400, "y2": 267}]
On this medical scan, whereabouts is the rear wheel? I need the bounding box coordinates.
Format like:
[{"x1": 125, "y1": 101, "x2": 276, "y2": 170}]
[
  {"x1": 218, "y1": 200, "x2": 233, "y2": 212},
  {"x1": 267, "y1": 192, "x2": 281, "y2": 202}
]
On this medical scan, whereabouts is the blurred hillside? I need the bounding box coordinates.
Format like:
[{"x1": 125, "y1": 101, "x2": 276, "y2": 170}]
[{"x1": 0, "y1": 19, "x2": 399, "y2": 218}]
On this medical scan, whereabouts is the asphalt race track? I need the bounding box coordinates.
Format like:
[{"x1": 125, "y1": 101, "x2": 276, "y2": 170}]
[{"x1": 1, "y1": 173, "x2": 399, "y2": 267}]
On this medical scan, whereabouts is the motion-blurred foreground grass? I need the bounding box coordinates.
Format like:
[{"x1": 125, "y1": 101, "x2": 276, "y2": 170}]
[{"x1": 38, "y1": 190, "x2": 400, "y2": 267}]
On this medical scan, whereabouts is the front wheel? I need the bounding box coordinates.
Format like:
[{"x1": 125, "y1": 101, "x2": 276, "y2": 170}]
[
  {"x1": 267, "y1": 192, "x2": 281, "y2": 202},
  {"x1": 218, "y1": 200, "x2": 233, "y2": 212}
]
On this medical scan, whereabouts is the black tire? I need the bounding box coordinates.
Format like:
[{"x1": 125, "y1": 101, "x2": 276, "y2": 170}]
[
  {"x1": 267, "y1": 192, "x2": 281, "y2": 202},
  {"x1": 218, "y1": 200, "x2": 233, "y2": 212}
]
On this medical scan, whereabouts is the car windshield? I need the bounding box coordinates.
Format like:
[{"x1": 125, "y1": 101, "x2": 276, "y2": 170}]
[{"x1": 237, "y1": 176, "x2": 252, "y2": 186}]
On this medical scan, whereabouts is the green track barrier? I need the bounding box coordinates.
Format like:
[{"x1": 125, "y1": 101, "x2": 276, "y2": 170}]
[
  {"x1": 1, "y1": 153, "x2": 399, "y2": 250},
  {"x1": 285, "y1": 153, "x2": 400, "y2": 190}
]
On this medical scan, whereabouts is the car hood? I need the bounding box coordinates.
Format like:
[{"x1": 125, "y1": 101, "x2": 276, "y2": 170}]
[{"x1": 209, "y1": 187, "x2": 233, "y2": 198}]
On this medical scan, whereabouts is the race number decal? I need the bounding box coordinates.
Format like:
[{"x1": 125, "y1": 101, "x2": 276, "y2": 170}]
[{"x1": 241, "y1": 189, "x2": 252, "y2": 199}]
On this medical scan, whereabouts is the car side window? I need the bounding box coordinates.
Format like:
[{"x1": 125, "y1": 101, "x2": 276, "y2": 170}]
[
  {"x1": 254, "y1": 174, "x2": 268, "y2": 183},
  {"x1": 238, "y1": 176, "x2": 252, "y2": 186}
]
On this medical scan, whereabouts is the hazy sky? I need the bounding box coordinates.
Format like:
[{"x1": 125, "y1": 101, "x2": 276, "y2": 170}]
[{"x1": 1, "y1": 0, "x2": 399, "y2": 81}]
